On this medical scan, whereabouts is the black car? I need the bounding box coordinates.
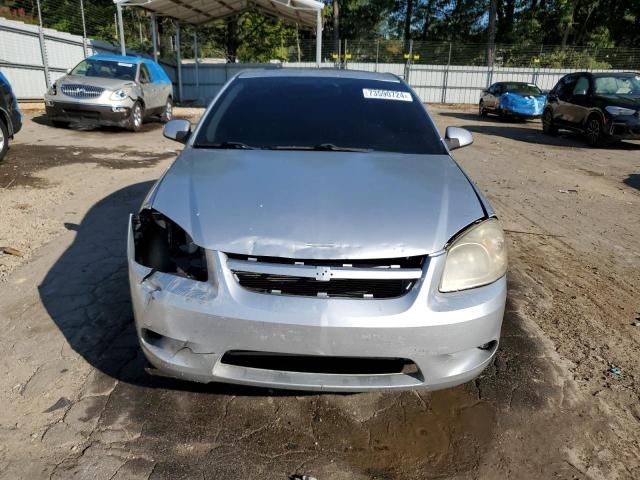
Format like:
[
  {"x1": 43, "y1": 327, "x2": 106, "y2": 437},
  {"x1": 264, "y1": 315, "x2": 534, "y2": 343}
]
[
  {"x1": 0, "y1": 72, "x2": 22, "y2": 161},
  {"x1": 543, "y1": 72, "x2": 640, "y2": 146}
]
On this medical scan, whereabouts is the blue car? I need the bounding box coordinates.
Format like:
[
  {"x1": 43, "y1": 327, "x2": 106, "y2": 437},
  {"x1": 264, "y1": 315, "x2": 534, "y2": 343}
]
[
  {"x1": 0, "y1": 71, "x2": 22, "y2": 161},
  {"x1": 479, "y1": 82, "x2": 546, "y2": 119}
]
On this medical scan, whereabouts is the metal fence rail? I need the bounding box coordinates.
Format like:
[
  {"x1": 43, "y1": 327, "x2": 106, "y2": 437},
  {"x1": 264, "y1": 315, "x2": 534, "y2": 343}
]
[{"x1": 0, "y1": 17, "x2": 121, "y2": 99}]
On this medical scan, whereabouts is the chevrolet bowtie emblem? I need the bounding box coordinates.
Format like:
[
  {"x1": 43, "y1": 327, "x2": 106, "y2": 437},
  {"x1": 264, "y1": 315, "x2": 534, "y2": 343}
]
[{"x1": 315, "y1": 266, "x2": 332, "y2": 282}]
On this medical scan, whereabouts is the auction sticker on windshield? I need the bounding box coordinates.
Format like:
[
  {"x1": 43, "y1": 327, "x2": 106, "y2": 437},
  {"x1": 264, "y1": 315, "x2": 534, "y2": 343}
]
[{"x1": 363, "y1": 89, "x2": 413, "y2": 102}]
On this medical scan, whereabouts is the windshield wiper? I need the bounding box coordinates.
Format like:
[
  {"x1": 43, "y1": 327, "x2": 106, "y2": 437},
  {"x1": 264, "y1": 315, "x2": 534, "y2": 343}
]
[
  {"x1": 265, "y1": 143, "x2": 372, "y2": 152},
  {"x1": 195, "y1": 141, "x2": 257, "y2": 150}
]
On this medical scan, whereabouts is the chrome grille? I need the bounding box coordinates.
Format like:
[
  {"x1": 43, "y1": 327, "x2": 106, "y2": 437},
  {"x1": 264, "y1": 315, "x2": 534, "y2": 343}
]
[
  {"x1": 60, "y1": 84, "x2": 104, "y2": 99},
  {"x1": 227, "y1": 254, "x2": 425, "y2": 299}
]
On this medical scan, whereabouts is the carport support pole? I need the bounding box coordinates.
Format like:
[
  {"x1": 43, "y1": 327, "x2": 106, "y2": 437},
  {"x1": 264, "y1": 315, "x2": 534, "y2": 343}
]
[
  {"x1": 315, "y1": 8, "x2": 322, "y2": 67},
  {"x1": 175, "y1": 22, "x2": 183, "y2": 103},
  {"x1": 151, "y1": 14, "x2": 158, "y2": 62},
  {"x1": 193, "y1": 32, "x2": 199, "y2": 99},
  {"x1": 116, "y1": 1, "x2": 126, "y2": 56},
  {"x1": 80, "y1": 0, "x2": 88, "y2": 57},
  {"x1": 35, "y1": 0, "x2": 50, "y2": 88}
]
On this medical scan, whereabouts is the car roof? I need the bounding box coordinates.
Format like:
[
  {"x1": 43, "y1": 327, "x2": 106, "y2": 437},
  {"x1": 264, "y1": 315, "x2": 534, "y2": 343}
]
[
  {"x1": 88, "y1": 53, "x2": 144, "y2": 64},
  {"x1": 237, "y1": 68, "x2": 401, "y2": 83},
  {"x1": 590, "y1": 71, "x2": 640, "y2": 78},
  {"x1": 565, "y1": 71, "x2": 639, "y2": 78}
]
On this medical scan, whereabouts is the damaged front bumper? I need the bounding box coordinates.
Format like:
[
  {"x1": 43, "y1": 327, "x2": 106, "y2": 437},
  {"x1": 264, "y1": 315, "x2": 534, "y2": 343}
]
[
  {"x1": 127, "y1": 216, "x2": 506, "y2": 392},
  {"x1": 44, "y1": 96, "x2": 134, "y2": 127}
]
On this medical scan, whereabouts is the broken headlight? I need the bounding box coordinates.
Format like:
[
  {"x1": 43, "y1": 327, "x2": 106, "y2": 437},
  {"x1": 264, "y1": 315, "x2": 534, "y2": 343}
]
[
  {"x1": 132, "y1": 209, "x2": 208, "y2": 281},
  {"x1": 440, "y1": 218, "x2": 507, "y2": 292}
]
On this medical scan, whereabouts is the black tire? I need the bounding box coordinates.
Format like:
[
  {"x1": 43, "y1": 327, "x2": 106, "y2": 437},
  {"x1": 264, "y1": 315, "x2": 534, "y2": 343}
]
[
  {"x1": 0, "y1": 118, "x2": 8, "y2": 162},
  {"x1": 161, "y1": 97, "x2": 174, "y2": 123},
  {"x1": 479, "y1": 101, "x2": 488, "y2": 117},
  {"x1": 52, "y1": 120, "x2": 69, "y2": 128},
  {"x1": 128, "y1": 101, "x2": 144, "y2": 132},
  {"x1": 585, "y1": 115, "x2": 604, "y2": 147},
  {"x1": 542, "y1": 109, "x2": 557, "y2": 135}
]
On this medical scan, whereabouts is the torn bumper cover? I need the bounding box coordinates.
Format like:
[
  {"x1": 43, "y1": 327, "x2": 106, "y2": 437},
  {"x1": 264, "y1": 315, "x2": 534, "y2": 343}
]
[
  {"x1": 127, "y1": 215, "x2": 506, "y2": 392},
  {"x1": 45, "y1": 101, "x2": 132, "y2": 127},
  {"x1": 499, "y1": 93, "x2": 546, "y2": 118}
]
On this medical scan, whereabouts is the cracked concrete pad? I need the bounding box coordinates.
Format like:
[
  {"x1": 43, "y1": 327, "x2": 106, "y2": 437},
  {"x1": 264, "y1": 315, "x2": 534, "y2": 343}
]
[{"x1": 50, "y1": 444, "x2": 128, "y2": 480}]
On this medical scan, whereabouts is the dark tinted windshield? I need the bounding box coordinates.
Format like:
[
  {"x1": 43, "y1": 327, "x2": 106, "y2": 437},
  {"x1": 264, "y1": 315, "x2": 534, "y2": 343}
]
[
  {"x1": 594, "y1": 75, "x2": 640, "y2": 95},
  {"x1": 194, "y1": 76, "x2": 446, "y2": 154},
  {"x1": 503, "y1": 83, "x2": 542, "y2": 96},
  {"x1": 71, "y1": 59, "x2": 137, "y2": 80}
]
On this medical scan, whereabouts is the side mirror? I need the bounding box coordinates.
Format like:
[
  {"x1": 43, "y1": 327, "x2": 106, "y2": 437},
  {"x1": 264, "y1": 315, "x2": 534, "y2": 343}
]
[
  {"x1": 444, "y1": 127, "x2": 473, "y2": 151},
  {"x1": 66, "y1": 68, "x2": 71, "y2": 74},
  {"x1": 163, "y1": 119, "x2": 191, "y2": 144}
]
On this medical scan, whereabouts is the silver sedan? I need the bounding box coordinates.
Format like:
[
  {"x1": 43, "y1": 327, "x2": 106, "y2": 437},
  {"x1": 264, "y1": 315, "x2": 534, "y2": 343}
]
[{"x1": 128, "y1": 69, "x2": 507, "y2": 391}]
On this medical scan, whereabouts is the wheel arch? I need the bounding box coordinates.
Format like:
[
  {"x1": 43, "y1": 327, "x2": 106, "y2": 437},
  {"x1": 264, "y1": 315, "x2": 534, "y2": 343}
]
[
  {"x1": 0, "y1": 107, "x2": 13, "y2": 137},
  {"x1": 134, "y1": 96, "x2": 145, "y2": 110},
  {"x1": 583, "y1": 109, "x2": 606, "y2": 130}
]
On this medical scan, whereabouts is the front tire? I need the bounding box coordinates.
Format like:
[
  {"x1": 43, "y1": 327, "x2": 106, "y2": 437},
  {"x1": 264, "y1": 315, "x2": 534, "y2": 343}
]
[
  {"x1": 542, "y1": 109, "x2": 557, "y2": 135},
  {"x1": 128, "y1": 101, "x2": 144, "y2": 132},
  {"x1": 585, "y1": 115, "x2": 604, "y2": 147},
  {"x1": 0, "y1": 118, "x2": 8, "y2": 162},
  {"x1": 161, "y1": 97, "x2": 174, "y2": 123},
  {"x1": 479, "y1": 101, "x2": 487, "y2": 117}
]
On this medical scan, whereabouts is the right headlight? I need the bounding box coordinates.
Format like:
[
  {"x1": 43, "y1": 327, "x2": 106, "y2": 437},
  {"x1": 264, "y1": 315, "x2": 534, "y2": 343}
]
[
  {"x1": 440, "y1": 218, "x2": 507, "y2": 292},
  {"x1": 605, "y1": 106, "x2": 636, "y2": 116},
  {"x1": 47, "y1": 83, "x2": 57, "y2": 95},
  {"x1": 110, "y1": 88, "x2": 130, "y2": 101}
]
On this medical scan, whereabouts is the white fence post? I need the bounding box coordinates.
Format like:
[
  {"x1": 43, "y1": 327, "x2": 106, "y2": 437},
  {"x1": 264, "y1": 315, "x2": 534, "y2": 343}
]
[
  {"x1": 116, "y1": 1, "x2": 126, "y2": 55},
  {"x1": 35, "y1": 0, "x2": 50, "y2": 88},
  {"x1": 80, "y1": 0, "x2": 88, "y2": 58},
  {"x1": 441, "y1": 42, "x2": 452, "y2": 103},
  {"x1": 175, "y1": 21, "x2": 182, "y2": 103}
]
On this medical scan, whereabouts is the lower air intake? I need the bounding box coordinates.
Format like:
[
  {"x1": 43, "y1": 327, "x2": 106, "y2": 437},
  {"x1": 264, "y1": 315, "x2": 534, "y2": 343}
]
[{"x1": 221, "y1": 351, "x2": 419, "y2": 375}]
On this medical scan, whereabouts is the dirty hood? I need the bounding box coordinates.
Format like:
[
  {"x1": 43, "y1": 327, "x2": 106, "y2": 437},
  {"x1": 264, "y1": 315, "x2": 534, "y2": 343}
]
[
  {"x1": 57, "y1": 75, "x2": 135, "y2": 90},
  {"x1": 150, "y1": 149, "x2": 485, "y2": 259}
]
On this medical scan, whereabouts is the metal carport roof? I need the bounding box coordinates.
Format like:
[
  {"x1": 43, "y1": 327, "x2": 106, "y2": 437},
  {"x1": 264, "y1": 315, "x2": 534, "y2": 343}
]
[
  {"x1": 114, "y1": 0, "x2": 324, "y2": 65},
  {"x1": 117, "y1": 0, "x2": 323, "y2": 28}
]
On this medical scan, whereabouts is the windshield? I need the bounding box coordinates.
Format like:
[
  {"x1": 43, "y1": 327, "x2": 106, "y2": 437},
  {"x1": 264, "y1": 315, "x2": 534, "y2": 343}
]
[
  {"x1": 194, "y1": 76, "x2": 446, "y2": 155},
  {"x1": 504, "y1": 83, "x2": 542, "y2": 96},
  {"x1": 70, "y1": 59, "x2": 137, "y2": 81},
  {"x1": 594, "y1": 75, "x2": 640, "y2": 96}
]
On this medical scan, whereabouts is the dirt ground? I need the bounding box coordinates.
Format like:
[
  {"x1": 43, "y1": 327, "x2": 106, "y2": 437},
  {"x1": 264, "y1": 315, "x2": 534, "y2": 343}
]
[{"x1": 0, "y1": 106, "x2": 639, "y2": 479}]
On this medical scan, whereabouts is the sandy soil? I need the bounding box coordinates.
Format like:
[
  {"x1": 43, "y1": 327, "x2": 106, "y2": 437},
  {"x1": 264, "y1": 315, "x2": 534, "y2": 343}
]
[{"x1": 0, "y1": 107, "x2": 638, "y2": 479}]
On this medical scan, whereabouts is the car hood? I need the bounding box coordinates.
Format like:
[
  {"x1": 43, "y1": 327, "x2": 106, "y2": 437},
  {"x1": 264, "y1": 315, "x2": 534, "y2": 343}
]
[
  {"x1": 57, "y1": 75, "x2": 134, "y2": 90},
  {"x1": 150, "y1": 149, "x2": 485, "y2": 259},
  {"x1": 594, "y1": 94, "x2": 640, "y2": 110}
]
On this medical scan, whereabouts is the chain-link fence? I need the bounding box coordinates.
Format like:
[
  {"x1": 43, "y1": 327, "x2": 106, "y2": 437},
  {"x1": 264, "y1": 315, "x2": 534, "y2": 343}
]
[{"x1": 286, "y1": 38, "x2": 640, "y2": 70}]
